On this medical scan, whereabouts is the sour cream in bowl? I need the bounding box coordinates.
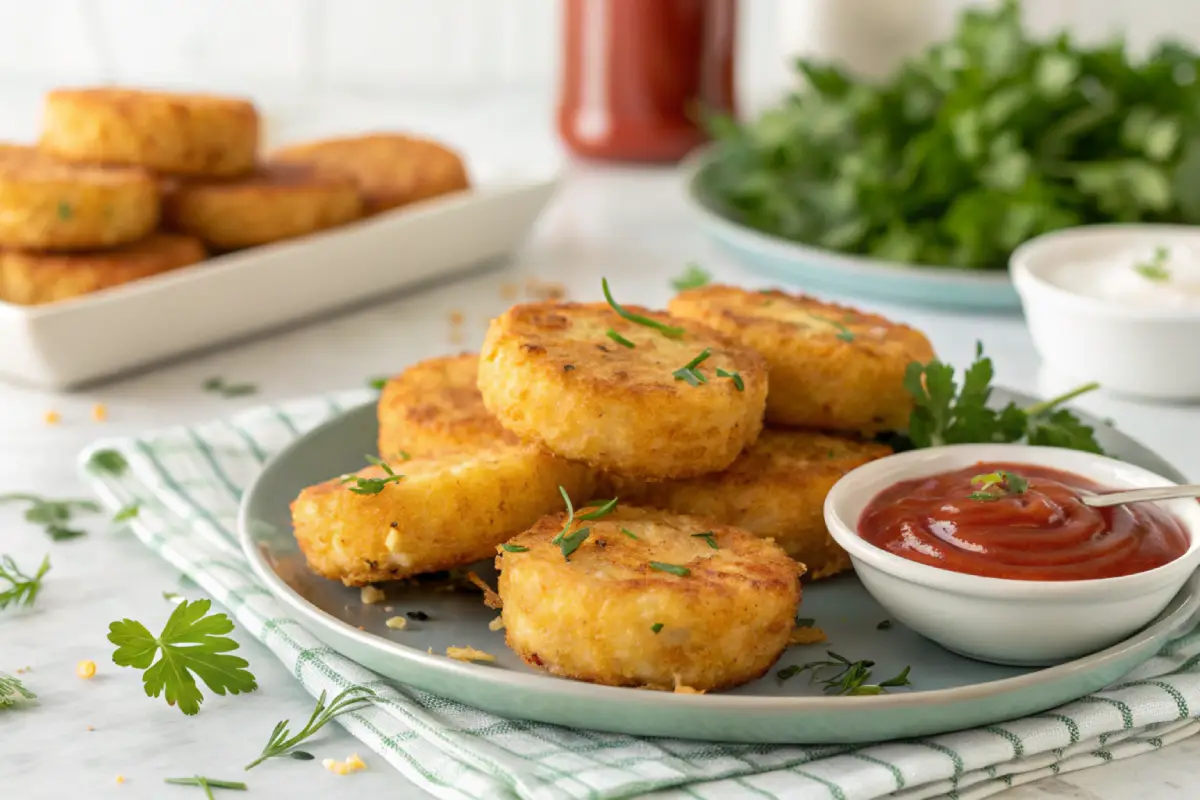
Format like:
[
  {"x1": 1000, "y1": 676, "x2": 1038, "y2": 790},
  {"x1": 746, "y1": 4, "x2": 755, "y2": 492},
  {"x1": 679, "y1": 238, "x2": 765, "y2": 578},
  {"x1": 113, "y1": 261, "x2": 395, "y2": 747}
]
[{"x1": 1011, "y1": 224, "x2": 1200, "y2": 401}]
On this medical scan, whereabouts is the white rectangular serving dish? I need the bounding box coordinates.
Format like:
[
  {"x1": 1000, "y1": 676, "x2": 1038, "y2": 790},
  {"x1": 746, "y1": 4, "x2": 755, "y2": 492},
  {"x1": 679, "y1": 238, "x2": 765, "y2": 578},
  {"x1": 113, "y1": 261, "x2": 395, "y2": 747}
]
[{"x1": 0, "y1": 176, "x2": 559, "y2": 390}]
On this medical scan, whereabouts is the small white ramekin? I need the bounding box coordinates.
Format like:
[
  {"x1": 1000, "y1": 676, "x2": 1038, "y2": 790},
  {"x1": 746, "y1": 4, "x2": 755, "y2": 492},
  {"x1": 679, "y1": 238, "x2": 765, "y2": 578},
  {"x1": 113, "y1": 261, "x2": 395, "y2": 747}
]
[
  {"x1": 824, "y1": 443, "x2": 1200, "y2": 666},
  {"x1": 1010, "y1": 224, "x2": 1200, "y2": 401}
]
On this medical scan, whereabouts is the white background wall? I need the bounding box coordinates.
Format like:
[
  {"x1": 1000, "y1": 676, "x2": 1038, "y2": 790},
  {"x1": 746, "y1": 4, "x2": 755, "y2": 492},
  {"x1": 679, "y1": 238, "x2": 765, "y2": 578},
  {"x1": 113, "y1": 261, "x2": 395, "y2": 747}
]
[{"x1": 0, "y1": 0, "x2": 1197, "y2": 154}]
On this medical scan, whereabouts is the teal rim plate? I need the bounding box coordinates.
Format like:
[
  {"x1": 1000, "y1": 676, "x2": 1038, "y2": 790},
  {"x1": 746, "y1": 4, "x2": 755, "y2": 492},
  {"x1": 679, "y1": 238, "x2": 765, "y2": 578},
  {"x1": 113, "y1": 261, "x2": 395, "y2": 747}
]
[
  {"x1": 239, "y1": 388, "x2": 1198, "y2": 744},
  {"x1": 681, "y1": 148, "x2": 1021, "y2": 312}
]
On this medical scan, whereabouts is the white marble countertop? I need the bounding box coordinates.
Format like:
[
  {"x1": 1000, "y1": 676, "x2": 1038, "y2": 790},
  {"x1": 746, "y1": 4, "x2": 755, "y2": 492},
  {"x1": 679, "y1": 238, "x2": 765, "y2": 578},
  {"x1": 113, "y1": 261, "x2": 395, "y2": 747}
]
[{"x1": 4, "y1": 155, "x2": 1200, "y2": 799}]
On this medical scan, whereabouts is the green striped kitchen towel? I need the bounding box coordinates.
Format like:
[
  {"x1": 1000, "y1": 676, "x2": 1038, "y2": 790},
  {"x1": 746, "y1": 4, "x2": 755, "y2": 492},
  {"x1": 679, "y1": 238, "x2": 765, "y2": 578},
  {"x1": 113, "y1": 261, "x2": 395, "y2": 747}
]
[{"x1": 78, "y1": 390, "x2": 1200, "y2": 800}]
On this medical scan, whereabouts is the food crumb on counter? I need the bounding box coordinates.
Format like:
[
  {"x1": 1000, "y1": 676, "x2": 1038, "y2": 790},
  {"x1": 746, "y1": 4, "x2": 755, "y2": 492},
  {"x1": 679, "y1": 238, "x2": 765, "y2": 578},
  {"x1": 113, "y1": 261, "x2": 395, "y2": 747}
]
[
  {"x1": 76, "y1": 659, "x2": 97, "y2": 679},
  {"x1": 322, "y1": 753, "x2": 367, "y2": 775},
  {"x1": 500, "y1": 282, "x2": 518, "y2": 300},
  {"x1": 448, "y1": 310, "x2": 464, "y2": 326},
  {"x1": 488, "y1": 616, "x2": 505, "y2": 632},
  {"x1": 673, "y1": 678, "x2": 705, "y2": 695},
  {"x1": 115, "y1": 775, "x2": 126, "y2": 785},
  {"x1": 91, "y1": 403, "x2": 108, "y2": 422},
  {"x1": 788, "y1": 626, "x2": 828, "y2": 646},
  {"x1": 360, "y1": 585, "x2": 385, "y2": 605},
  {"x1": 384, "y1": 616, "x2": 407, "y2": 630},
  {"x1": 85, "y1": 725, "x2": 95, "y2": 731},
  {"x1": 446, "y1": 646, "x2": 495, "y2": 663},
  {"x1": 43, "y1": 410, "x2": 61, "y2": 425},
  {"x1": 525, "y1": 278, "x2": 566, "y2": 300}
]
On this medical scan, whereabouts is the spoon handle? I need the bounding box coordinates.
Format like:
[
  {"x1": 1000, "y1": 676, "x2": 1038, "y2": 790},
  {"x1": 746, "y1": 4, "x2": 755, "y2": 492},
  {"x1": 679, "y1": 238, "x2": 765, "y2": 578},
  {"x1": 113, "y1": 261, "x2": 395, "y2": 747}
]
[{"x1": 1082, "y1": 484, "x2": 1200, "y2": 508}]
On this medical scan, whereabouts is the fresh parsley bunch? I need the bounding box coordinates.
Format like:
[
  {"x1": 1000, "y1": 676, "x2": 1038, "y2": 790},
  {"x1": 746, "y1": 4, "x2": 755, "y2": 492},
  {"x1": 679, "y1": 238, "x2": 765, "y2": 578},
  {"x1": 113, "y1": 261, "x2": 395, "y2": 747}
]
[
  {"x1": 904, "y1": 343, "x2": 1104, "y2": 453},
  {"x1": 700, "y1": 0, "x2": 1200, "y2": 270}
]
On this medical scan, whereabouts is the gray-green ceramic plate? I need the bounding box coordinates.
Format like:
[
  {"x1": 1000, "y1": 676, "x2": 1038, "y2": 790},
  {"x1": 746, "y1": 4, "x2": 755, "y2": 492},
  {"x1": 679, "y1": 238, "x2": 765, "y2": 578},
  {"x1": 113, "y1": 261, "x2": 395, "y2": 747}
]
[{"x1": 239, "y1": 389, "x2": 1200, "y2": 744}]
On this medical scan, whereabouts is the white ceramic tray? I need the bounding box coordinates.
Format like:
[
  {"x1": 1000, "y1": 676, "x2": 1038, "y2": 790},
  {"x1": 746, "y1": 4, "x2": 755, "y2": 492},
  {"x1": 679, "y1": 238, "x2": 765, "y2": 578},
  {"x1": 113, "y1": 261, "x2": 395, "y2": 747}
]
[{"x1": 0, "y1": 176, "x2": 559, "y2": 389}]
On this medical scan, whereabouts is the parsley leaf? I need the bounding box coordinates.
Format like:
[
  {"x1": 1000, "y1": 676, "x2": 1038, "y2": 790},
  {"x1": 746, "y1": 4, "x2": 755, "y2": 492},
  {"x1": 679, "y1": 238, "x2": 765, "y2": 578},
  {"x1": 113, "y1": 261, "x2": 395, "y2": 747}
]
[
  {"x1": 0, "y1": 494, "x2": 101, "y2": 541},
  {"x1": 367, "y1": 376, "x2": 389, "y2": 390},
  {"x1": 86, "y1": 449, "x2": 129, "y2": 477},
  {"x1": 905, "y1": 342, "x2": 1102, "y2": 454},
  {"x1": 671, "y1": 263, "x2": 711, "y2": 291},
  {"x1": 1134, "y1": 245, "x2": 1171, "y2": 282},
  {"x1": 0, "y1": 554, "x2": 50, "y2": 610},
  {"x1": 113, "y1": 503, "x2": 140, "y2": 522},
  {"x1": 0, "y1": 672, "x2": 35, "y2": 708},
  {"x1": 107, "y1": 598, "x2": 257, "y2": 715}
]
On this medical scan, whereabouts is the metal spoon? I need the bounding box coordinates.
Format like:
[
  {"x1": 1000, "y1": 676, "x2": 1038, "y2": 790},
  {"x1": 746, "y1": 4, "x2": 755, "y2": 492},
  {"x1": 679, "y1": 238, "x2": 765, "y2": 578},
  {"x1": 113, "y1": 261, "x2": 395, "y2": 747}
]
[{"x1": 1080, "y1": 485, "x2": 1200, "y2": 508}]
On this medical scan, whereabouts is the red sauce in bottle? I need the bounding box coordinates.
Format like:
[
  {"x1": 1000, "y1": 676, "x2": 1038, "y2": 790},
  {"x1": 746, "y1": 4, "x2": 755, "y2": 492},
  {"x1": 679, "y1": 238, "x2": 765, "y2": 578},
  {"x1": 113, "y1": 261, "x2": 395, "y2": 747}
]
[
  {"x1": 857, "y1": 462, "x2": 1190, "y2": 581},
  {"x1": 557, "y1": 0, "x2": 738, "y2": 162}
]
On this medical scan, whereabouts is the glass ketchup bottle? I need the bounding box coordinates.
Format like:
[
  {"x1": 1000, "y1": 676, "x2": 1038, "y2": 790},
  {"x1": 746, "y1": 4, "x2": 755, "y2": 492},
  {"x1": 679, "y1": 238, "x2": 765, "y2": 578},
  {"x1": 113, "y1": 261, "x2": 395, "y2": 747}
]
[{"x1": 557, "y1": 0, "x2": 738, "y2": 163}]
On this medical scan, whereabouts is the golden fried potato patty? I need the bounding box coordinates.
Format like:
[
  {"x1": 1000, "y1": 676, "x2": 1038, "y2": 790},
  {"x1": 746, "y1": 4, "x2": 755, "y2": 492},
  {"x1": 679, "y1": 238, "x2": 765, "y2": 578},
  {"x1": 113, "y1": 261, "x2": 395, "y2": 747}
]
[
  {"x1": 40, "y1": 88, "x2": 259, "y2": 177},
  {"x1": 612, "y1": 430, "x2": 892, "y2": 580},
  {"x1": 163, "y1": 163, "x2": 362, "y2": 249},
  {"x1": 377, "y1": 353, "x2": 518, "y2": 460},
  {"x1": 290, "y1": 446, "x2": 593, "y2": 587},
  {"x1": 0, "y1": 145, "x2": 158, "y2": 250},
  {"x1": 270, "y1": 133, "x2": 470, "y2": 214},
  {"x1": 498, "y1": 507, "x2": 801, "y2": 691},
  {"x1": 668, "y1": 286, "x2": 934, "y2": 434},
  {"x1": 0, "y1": 233, "x2": 205, "y2": 305},
  {"x1": 478, "y1": 301, "x2": 768, "y2": 479}
]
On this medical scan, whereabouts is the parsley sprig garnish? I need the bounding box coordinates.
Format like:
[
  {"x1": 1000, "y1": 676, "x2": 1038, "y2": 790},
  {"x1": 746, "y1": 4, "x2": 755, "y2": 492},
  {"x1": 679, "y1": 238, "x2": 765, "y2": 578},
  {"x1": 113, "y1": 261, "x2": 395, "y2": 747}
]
[
  {"x1": 673, "y1": 349, "x2": 712, "y2": 386},
  {"x1": 86, "y1": 448, "x2": 128, "y2": 477},
  {"x1": 777, "y1": 651, "x2": 912, "y2": 695},
  {"x1": 340, "y1": 456, "x2": 404, "y2": 495},
  {"x1": 0, "y1": 493, "x2": 101, "y2": 541},
  {"x1": 244, "y1": 686, "x2": 376, "y2": 770},
  {"x1": 904, "y1": 343, "x2": 1103, "y2": 453},
  {"x1": 0, "y1": 672, "x2": 35, "y2": 708},
  {"x1": 671, "y1": 263, "x2": 711, "y2": 291},
  {"x1": 108, "y1": 598, "x2": 258, "y2": 715},
  {"x1": 715, "y1": 367, "x2": 744, "y2": 391},
  {"x1": 968, "y1": 470, "x2": 1029, "y2": 501},
  {"x1": 602, "y1": 278, "x2": 684, "y2": 338},
  {"x1": 1134, "y1": 245, "x2": 1171, "y2": 282},
  {"x1": 165, "y1": 776, "x2": 247, "y2": 796},
  {"x1": 0, "y1": 554, "x2": 50, "y2": 610}
]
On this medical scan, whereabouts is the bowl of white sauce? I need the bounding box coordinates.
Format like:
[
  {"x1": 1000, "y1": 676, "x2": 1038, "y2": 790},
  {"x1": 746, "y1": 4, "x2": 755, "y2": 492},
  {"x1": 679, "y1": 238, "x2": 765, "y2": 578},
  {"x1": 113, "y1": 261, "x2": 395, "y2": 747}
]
[{"x1": 1011, "y1": 224, "x2": 1200, "y2": 401}]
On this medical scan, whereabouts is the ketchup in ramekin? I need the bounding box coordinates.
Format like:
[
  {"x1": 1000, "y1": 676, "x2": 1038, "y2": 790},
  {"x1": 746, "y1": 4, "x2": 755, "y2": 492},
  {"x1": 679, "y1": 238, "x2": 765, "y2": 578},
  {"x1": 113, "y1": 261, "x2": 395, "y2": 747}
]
[{"x1": 857, "y1": 462, "x2": 1189, "y2": 581}]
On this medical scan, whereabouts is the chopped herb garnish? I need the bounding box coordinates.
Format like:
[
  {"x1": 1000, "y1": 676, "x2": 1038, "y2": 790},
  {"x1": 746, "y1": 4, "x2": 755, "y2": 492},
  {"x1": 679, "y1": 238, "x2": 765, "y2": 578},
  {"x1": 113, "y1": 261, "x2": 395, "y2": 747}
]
[
  {"x1": 795, "y1": 617, "x2": 815, "y2": 628},
  {"x1": 202, "y1": 377, "x2": 258, "y2": 398},
  {"x1": 0, "y1": 673, "x2": 35, "y2": 707},
  {"x1": 244, "y1": 686, "x2": 376, "y2": 770},
  {"x1": 0, "y1": 554, "x2": 50, "y2": 610},
  {"x1": 367, "y1": 376, "x2": 388, "y2": 390},
  {"x1": 564, "y1": 364, "x2": 576, "y2": 372},
  {"x1": 877, "y1": 620, "x2": 892, "y2": 630},
  {"x1": 341, "y1": 458, "x2": 404, "y2": 495},
  {"x1": 551, "y1": 486, "x2": 577, "y2": 545},
  {"x1": 691, "y1": 531, "x2": 718, "y2": 549},
  {"x1": 672, "y1": 348, "x2": 712, "y2": 386},
  {"x1": 406, "y1": 611, "x2": 429, "y2": 621},
  {"x1": 0, "y1": 493, "x2": 100, "y2": 541},
  {"x1": 108, "y1": 598, "x2": 257, "y2": 715},
  {"x1": 1134, "y1": 245, "x2": 1171, "y2": 282},
  {"x1": 602, "y1": 278, "x2": 685, "y2": 339},
  {"x1": 649, "y1": 561, "x2": 691, "y2": 577},
  {"x1": 605, "y1": 330, "x2": 636, "y2": 348},
  {"x1": 651, "y1": 623, "x2": 664, "y2": 634},
  {"x1": 577, "y1": 497, "x2": 619, "y2": 521},
  {"x1": 777, "y1": 650, "x2": 912, "y2": 695},
  {"x1": 715, "y1": 368, "x2": 744, "y2": 391},
  {"x1": 560, "y1": 527, "x2": 591, "y2": 560},
  {"x1": 113, "y1": 503, "x2": 140, "y2": 522},
  {"x1": 671, "y1": 263, "x2": 711, "y2": 291},
  {"x1": 501, "y1": 544, "x2": 529, "y2": 553},
  {"x1": 57, "y1": 201, "x2": 73, "y2": 220},
  {"x1": 86, "y1": 449, "x2": 128, "y2": 477},
  {"x1": 968, "y1": 470, "x2": 1029, "y2": 502},
  {"x1": 620, "y1": 527, "x2": 639, "y2": 540},
  {"x1": 396, "y1": 450, "x2": 412, "y2": 461},
  {"x1": 164, "y1": 776, "x2": 248, "y2": 794}
]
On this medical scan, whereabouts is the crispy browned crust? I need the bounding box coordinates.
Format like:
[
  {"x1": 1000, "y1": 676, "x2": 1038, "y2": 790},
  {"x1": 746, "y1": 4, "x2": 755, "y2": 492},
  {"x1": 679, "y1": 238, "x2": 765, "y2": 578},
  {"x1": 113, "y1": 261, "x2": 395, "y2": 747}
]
[
  {"x1": 0, "y1": 233, "x2": 206, "y2": 305},
  {"x1": 668, "y1": 285, "x2": 935, "y2": 434},
  {"x1": 270, "y1": 133, "x2": 470, "y2": 214},
  {"x1": 40, "y1": 88, "x2": 259, "y2": 177},
  {"x1": 377, "y1": 353, "x2": 518, "y2": 459},
  {"x1": 497, "y1": 506, "x2": 801, "y2": 691},
  {"x1": 610, "y1": 429, "x2": 892, "y2": 580},
  {"x1": 163, "y1": 163, "x2": 362, "y2": 249},
  {"x1": 0, "y1": 143, "x2": 159, "y2": 250},
  {"x1": 478, "y1": 301, "x2": 768, "y2": 479}
]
